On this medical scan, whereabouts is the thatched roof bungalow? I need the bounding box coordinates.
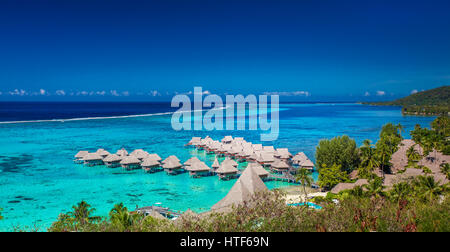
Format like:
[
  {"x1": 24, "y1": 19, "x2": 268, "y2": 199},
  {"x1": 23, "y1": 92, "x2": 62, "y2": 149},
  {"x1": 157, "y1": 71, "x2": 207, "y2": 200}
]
[
  {"x1": 187, "y1": 161, "x2": 212, "y2": 178},
  {"x1": 83, "y1": 153, "x2": 104, "y2": 166},
  {"x1": 116, "y1": 148, "x2": 128, "y2": 157},
  {"x1": 120, "y1": 156, "x2": 141, "y2": 170},
  {"x1": 141, "y1": 158, "x2": 162, "y2": 173},
  {"x1": 215, "y1": 163, "x2": 238, "y2": 180},
  {"x1": 103, "y1": 154, "x2": 122, "y2": 168},
  {"x1": 271, "y1": 159, "x2": 290, "y2": 173},
  {"x1": 211, "y1": 165, "x2": 269, "y2": 211},
  {"x1": 96, "y1": 148, "x2": 110, "y2": 158},
  {"x1": 247, "y1": 162, "x2": 269, "y2": 179},
  {"x1": 147, "y1": 153, "x2": 162, "y2": 162},
  {"x1": 211, "y1": 158, "x2": 220, "y2": 170},
  {"x1": 74, "y1": 151, "x2": 89, "y2": 163},
  {"x1": 162, "y1": 159, "x2": 183, "y2": 175}
]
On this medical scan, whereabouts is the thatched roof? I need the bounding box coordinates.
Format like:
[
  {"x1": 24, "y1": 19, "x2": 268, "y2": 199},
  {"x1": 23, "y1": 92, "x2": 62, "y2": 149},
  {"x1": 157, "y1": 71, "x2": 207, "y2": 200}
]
[
  {"x1": 120, "y1": 156, "x2": 141, "y2": 165},
  {"x1": 212, "y1": 158, "x2": 220, "y2": 169},
  {"x1": 403, "y1": 168, "x2": 425, "y2": 177},
  {"x1": 162, "y1": 155, "x2": 180, "y2": 164},
  {"x1": 116, "y1": 148, "x2": 128, "y2": 156},
  {"x1": 183, "y1": 156, "x2": 201, "y2": 166},
  {"x1": 141, "y1": 158, "x2": 160, "y2": 167},
  {"x1": 221, "y1": 136, "x2": 233, "y2": 143},
  {"x1": 188, "y1": 137, "x2": 202, "y2": 145},
  {"x1": 75, "y1": 151, "x2": 89, "y2": 158},
  {"x1": 252, "y1": 144, "x2": 263, "y2": 151},
  {"x1": 247, "y1": 163, "x2": 269, "y2": 177},
  {"x1": 215, "y1": 163, "x2": 238, "y2": 174},
  {"x1": 354, "y1": 179, "x2": 369, "y2": 186},
  {"x1": 147, "y1": 153, "x2": 162, "y2": 161},
  {"x1": 390, "y1": 139, "x2": 421, "y2": 173},
  {"x1": 299, "y1": 159, "x2": 315, "y2": 167},
  {"x1": 96, "y1": 148, "x2": 110, "y2": 156},
  {"x1": 330, "y1": 183, "x2": 355, "y2": 194},
  {"x1": 83, "y1": 153, "x2": 103, "y2": 161},
  {"x1": 271, "y1": 159, "x2": 289, "y2": 169},
  {"x1": 263, "y1": 146, "x2": 275, "y2": 153},
  {"x1": 187, "y1": 161, "x2": 211, "y2": 172},
  {"x1": 130, "y1": 149, "x2": 149, "y2": 159},
  {"x1": 293, "y1": 152, "x2": 308, "y2": 162},
  {"x1": 162, "y1": 159, "x2": 182, "y2": 169},
  {"x1": 211, "y1": 165, "x2": 269, "y2": 210},
  {"x1": 222, "y1": 158, "x2": 238, "y2": 167},
  {"x1": 257, "y1": 152, "x2": 275, "y2": 163},
  {"x1": 103, "y1": 154, "x2": 122, "y2": 162},
  {"x1": 275, "y1": 148, "x2": 292, "y2": 158}
]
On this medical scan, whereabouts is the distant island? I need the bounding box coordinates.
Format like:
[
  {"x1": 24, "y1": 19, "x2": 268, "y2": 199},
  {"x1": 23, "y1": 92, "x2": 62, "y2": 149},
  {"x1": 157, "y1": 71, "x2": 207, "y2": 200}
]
[{"x1": 362, "y1": 86, "x2": 450, "y2": 116}]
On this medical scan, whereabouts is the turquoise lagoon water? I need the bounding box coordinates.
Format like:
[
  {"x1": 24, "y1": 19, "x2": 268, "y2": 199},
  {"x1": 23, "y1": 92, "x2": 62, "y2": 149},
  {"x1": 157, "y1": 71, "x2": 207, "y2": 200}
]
[{"x1": 0, "y1": 103, "x2": 435, "y2": 230}]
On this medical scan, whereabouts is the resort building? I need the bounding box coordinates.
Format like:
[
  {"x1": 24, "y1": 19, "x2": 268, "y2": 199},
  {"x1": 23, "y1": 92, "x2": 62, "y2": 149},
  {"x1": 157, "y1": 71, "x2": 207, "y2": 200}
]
[
  {"x1": 221, "y1": 135, "x2": 233, "y2": 144},
  {"x1": 74, "y1": 151, "x2": 89, "y2": 164},
  {"x1": 183, "y1": 156, "x2": 201, "y2": 168},
  {"x1": 96, "y1": 148, "x2": 110, "y2": 158},
  {"x1": 247, "y1": 162, "x2": 269, "y2": 179},
  {"x1": 271, "y1": 159, "x2": 290, "y2": 173},
  {"x1": 103, "y1": 154, "x2": 122, "y2": 168},
  {"x1": 120, "y1": 156, "x2": 141, "y2": 170},
  {"x1": 292, "y1": 152, "x2": 308, "y2": 165},
  {"x1": 222, "y1": 157, "x2": 238, "y2": 167},
  {"x1": 256, "y1": 152, "x2": 275, "y2": 167},
  {"x1": 83, "y1": 153, "x2": 104, "y2": 166},
  {"x1": 162, "y1": 159, "x2": 184, "y2": 175},
  {"x1": 162, "y1": 155, "x2": 181, "y2": 164},
  {"x1": 147, "y1": 153, "x2": 162, "y2": 162},
  {"x1": 187, "y1": 137, "x2": 202, "y2": 146},
  {"x1": 116, "y1": 148, "x2": 128, "y2": 157},
  {"x1": 298, "y1": 159, "x2": 315, "y2": 170},
  {"x1": 211, "y1": 157, "x2": 220, "y2": 171},
  {"x1": 186, "y1": 161, "x2": 212, "y2": 178},
  {"x1": 215, "y1": 163, "x2": 239, "y2": 180},
  {"x1": 211, "y1": 165, "x2": 269, "y2": 211},
  {"x1": 275, "y1": 148, "x2": 292, "y2": 161},
  {"x1": 141, "y1": 158, "x2": 162, "y2": 173},
  {"x1": 130, "y1": 149, "x2": 149, "y2": 160}
]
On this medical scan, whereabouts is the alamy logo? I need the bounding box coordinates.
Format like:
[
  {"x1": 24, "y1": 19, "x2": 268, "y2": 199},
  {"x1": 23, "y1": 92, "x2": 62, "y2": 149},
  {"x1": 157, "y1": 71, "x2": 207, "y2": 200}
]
[{"x1": 171, "y1": 87, "x2": 279, "y2": 141}]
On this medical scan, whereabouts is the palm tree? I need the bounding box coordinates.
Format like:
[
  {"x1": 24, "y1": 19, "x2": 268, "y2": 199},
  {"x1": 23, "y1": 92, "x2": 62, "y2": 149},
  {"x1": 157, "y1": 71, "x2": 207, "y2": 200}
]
[
  {"x1": 295, "y1": 168, "x2": 313, "y2": 202},
  {"x1": 389, "y1": 182, "x2": 411, "y2": 202},
  {"x1": 109, "y1": 203, "x2": 135, "y2": 231},
  {"x1": 364, "y1": 177, "x2": 384, "y2": 198},
  {"x1": 70, "y1": 201, "x2": 101, "y2": 225},
  {"x1": 440, "y1": 163, "x2": 450, "y2": 180},
  {"x1": 397, "y1": 123, "x2": 404, "y2": 139},
  {"x1": 413, "y1": 176, "x2": 445, "y2": 202},
  {"x1": 360, "y1": 139, "x2": 380, "y2": 173},
  {"x1": 406, "y1": 145, "x2": 421, "y2": 166}
]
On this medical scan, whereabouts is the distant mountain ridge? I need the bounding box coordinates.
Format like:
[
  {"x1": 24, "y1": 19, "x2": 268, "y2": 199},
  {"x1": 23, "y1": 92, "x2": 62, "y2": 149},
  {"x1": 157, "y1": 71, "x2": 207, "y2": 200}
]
[{"x1": 363, "y1": 86, "x2": 450, "y2": 116}]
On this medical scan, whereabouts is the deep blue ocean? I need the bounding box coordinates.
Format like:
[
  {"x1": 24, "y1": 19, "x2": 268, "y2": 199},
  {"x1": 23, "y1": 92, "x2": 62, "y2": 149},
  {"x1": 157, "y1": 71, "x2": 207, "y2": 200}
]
[{"x1": 0, "y1": 102, "x2": 436, "y2": 231}]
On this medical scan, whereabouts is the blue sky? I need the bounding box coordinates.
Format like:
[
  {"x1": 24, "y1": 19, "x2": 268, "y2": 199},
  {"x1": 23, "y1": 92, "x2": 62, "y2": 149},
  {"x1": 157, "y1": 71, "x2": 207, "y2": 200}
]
[{"x1": 0, "y1": 0, "x2": 449, "y2": 101}]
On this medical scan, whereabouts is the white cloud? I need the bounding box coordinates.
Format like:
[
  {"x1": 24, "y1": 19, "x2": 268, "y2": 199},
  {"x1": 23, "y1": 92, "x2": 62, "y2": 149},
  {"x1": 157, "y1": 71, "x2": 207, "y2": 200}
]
[
  {"x1": 122, "y1": 91, "x2": 130, "y2": 96},
  {"x1": 263, "y1": 91, "x2": 310, "y2": 97},
  {"x1": 55, "y1": 90, "x2": 66, "y2": 96},
  {"x1": 77, "y1": 91, "x2": 88, "y2": 96},
  {"x1": 376, "y1": 90, "x2": 386, "y2": 96},
  {"x1": 39, "y1": 89, "x2": 47, "y2": 95},
  {"x1": 410, "y1": 89, "x2": 418, "y2": 94},
  {"x1": 9, "y1": 89, "x2": 27, "y2": 96},
  {"x1": 110, "y1": 90, "x2": 120, "y2": 96},
  {"x1": 96, "y1": 91, "x2": 106, "y2": 96},
  {"x1": 149, "y1": 90, "x2": 161, "y2": 96},
  {"x1": 364, "y1": 91, "x2": 370, "y2": 96}
]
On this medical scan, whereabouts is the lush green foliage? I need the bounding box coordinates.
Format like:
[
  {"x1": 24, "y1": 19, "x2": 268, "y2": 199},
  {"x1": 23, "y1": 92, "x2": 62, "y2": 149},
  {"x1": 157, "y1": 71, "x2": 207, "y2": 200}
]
[
  {"x1": 315, "y1": 135, "x2": 360, "y2": 173},
  {"x1": 411, "y1": 116, "x2": 450, "y2": 155},
  {"x1": 375, "y1": 123, "x2": 403, "y2": 173},
  {"x1": 47, "y1": 180, "x2": 449, "y2": 232},
  {"x1": 317, "y1": 164, "x2": 349, "y2": 190},
  {"x1": 295, "y1": 168, "x2": 314, "y2": 201},
  {"x1": 364, "y1": 86, "x2": 450, "y2": 116}
]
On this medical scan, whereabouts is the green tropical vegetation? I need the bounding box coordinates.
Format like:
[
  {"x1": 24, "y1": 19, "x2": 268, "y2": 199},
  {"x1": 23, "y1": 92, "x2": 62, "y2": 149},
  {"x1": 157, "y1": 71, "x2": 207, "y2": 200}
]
[
  {"x1": 363, "y1": 86, "x2": 450, "y2": 116},
  {"x1": 411, "y1": 116, "x2": 450, "y2": 155},
  {"x1": 295, "y1": 168, "x2": 314, "y2": 201}
]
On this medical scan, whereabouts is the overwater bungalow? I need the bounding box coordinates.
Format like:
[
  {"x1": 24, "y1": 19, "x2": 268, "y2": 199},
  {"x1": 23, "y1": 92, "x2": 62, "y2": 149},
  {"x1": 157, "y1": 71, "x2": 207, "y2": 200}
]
[
  {"x1": 186, "y1": 137, "x2": 202, "y2": 146},
  {"x1": 211, "y1": 157, "x2": 220, "y2": 171},
  {"x1": 247, "y1": 162, "x2": 269, "y2": 179},
  {"x1": 298, "y1": 159, "x2": 315, "y2": 170},
  {"x1": 292, "y1": 152, "x2": 308, "y2": 165},
  {"x1": 257, "y1": 152, "x2": 275, "y2": 167},
  {"x1": 147, "y1": 153, "x2": 162, "y2": 162},
  {"x1": 162, "y1": 159, "x2": 184, "y2": 175},
  {"x1": 103, "y1": 154, "x2": 122, "y2": 168},
  {"x1": 222, "y1": 157, "x2": 238, "y2": 167},
  {"x1": 252, "y1": 144, "x2": 263, "y2": 151},
  {"x1": 183, "y1": 156, "x2": 201, "y2": 168},
  {"x1": 162, "y1": 155, "x2": 181, "y2": 164},
  {"x1": 263, "y1": 146, "x2": 276, "y2": 153},
  {"x1": 187, "y1": 161, "x2": 212, "y2": 178},
  {"x1": 83, "y1": 153, "x2": 104, "y2": 166},
  {"x1": 215, "y1": 163, "x2": 238, "y2": 180},
  {"x1": 211, "y1": 165, "x2": 269, "y2": 211},
  {"x1": 271, "y1": 159, "x2": 290, "y2": 173},
  {"x1": 130, "y1": 149, "x2": 149, "y2": 160},
  {"x1": 141, "y1": 158, "x2": 162, "y2": 173},
  {"x1": 116, "y1": 148, "x2": 128, "y2": 157},
  {"x1": 221, "y1": 135, "x2": 233, "y2": 144},
  {"x1": 275, "y1": 148, "x2": 293, "y2": 161},
  {"x1": 74, "y1": 151, "x2": 89, "y2": 163},
  {"x1": 96, "y1": 148, "x2": 110, "y2": 158},
  {"x1": 120, "y1": 156, "x2": 141, "y2": 170}
]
